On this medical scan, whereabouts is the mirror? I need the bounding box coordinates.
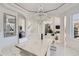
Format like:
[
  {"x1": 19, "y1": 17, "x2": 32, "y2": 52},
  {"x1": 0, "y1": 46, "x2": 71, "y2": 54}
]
[{"x1": 4, "y1": 13, "x2": 16, "y2": 37}]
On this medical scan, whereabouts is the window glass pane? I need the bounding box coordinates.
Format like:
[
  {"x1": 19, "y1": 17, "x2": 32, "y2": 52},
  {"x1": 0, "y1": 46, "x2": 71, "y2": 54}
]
[{"x1": 73, "y1": 13, "x2": 79, "y2": 38}]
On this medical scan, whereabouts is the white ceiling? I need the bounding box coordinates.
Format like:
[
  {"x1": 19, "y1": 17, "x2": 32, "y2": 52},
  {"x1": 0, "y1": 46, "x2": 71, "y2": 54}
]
[
  {"x1": 15, "y1": 3, "x2": 79, "y2": 16},
  {"x1": 16, "y1": 3, "x2": 63, "y2": 12}
]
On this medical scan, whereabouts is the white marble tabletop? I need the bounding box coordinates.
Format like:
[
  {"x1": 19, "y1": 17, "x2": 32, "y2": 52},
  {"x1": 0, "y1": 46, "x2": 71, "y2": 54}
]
[{"x1": 16, "y1": 35, "x2": 54, "y2": 56}]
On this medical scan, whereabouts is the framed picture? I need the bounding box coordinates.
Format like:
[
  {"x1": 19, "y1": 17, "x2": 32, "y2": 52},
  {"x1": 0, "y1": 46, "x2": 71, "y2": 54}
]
[
  {"x1": 55, "y1": 25, "x2": 60, "y2": 29},
  {"x1": 3, "y1": 13, "x2": 16, "y2": 37}
]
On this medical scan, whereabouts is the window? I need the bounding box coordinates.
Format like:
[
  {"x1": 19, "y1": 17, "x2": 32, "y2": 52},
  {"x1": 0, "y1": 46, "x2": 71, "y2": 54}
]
[{"x1": 73, "y1": 13, "x2": 79, "y2": 38}]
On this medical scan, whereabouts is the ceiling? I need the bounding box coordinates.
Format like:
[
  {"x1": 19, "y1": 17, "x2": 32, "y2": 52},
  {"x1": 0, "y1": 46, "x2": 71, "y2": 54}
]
[
  {"x1": 2, "y1": 3, "x2": 79, "y2": 16},
  {"x1": 15, "y1": 3, "x2": 64, "y2": 12},
  {"x1": 14, "y1": 3, "x2": 79, "y2": 16}
]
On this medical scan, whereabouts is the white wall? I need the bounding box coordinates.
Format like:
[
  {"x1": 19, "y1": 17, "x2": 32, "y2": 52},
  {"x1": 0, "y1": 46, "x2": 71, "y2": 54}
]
[
  {"x1": 0, "y1": 5, "x2": 18, "y2": 48},
  {"x1": 0, "y1": 4, "x2": 29, "y2": 48},
  {"x1": 62, "y1": 4, "x2": 79, "y2": 51}
]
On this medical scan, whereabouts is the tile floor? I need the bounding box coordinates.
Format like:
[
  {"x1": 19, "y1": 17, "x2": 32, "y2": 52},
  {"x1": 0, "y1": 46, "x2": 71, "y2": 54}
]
[
  {"x1": 0, "y1": 43, "x2": 79, "y2": 56},
  {"x1": 0, "y1": 34, "x2": 79, "y2": 56}
]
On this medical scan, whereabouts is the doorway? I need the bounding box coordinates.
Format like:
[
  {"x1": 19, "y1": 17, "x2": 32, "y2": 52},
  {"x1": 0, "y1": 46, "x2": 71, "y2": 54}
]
[
  {"x1": 18, "y1": 15, "x2": 26, "y2": 43},
  {"x1": 43, "y1": 17, "x2": 61, "y2": 43}
]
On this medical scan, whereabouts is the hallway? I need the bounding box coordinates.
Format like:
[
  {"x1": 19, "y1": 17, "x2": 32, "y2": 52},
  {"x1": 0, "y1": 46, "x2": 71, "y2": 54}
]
[{"x1": 0, "y1": 3, "x2": 79, "y2": 56}]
